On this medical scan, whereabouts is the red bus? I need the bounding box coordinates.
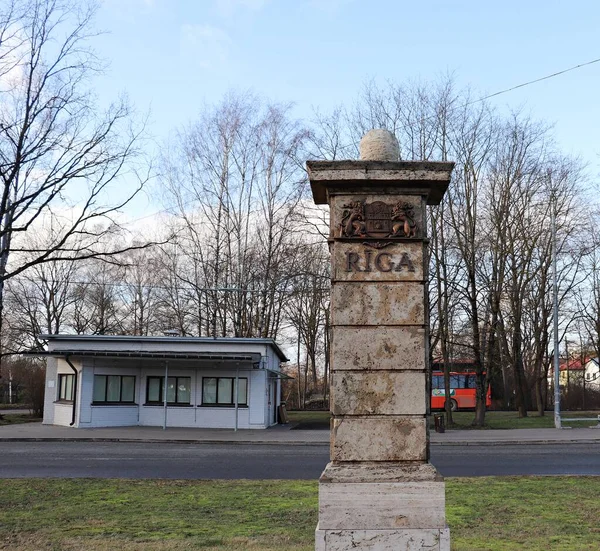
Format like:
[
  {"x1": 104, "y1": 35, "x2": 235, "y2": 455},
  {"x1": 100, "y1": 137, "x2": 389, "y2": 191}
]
[{"x1": 431, "y1": 371, "x2": 491, "y2": 411}]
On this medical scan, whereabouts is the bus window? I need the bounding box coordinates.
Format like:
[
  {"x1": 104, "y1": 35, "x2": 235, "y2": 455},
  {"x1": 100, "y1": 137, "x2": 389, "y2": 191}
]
[
  {"x1": 432, "y1": 375, "x2": 443, "y2": 389},
  {"x1": 451, "y1": 375, "x2": 474, "y2": 388}
]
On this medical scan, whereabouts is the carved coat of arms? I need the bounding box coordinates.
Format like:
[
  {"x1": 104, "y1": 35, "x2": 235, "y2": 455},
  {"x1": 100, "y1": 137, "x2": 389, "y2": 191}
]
[{"x1": 339, "y1": 200, "x2": 418, "y2": 239}]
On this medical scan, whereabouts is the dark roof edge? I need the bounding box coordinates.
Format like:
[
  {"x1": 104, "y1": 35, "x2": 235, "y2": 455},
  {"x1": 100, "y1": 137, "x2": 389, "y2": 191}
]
[
  {"x1": 306, "y1": 160, "x2": 455, "y2": 171},
  {"x1": 39, "y1": 334, "x2": 289, "y2": 362}
]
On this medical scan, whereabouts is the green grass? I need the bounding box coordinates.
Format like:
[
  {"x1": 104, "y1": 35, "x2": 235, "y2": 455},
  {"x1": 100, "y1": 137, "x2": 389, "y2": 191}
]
[
  {"x1": 0, "y1": 479, "x2": 316, "y2": 551},
  {"x1": 288, "y1": 409, "x2": 600, "y2": 430},
  {"x1": 1, "y1": 477, "x2": 599, "y2": 550},
  {"x1": 0, "y1": 413, "x2": 42, "y2": 426},
  {"x1": 434, "y1": 410, "x2": 600, "y2": 430},
  {"x1": 448, "y1": 477, "x2": 600, "y2": 551},
  {"x1": 286, "y1": 410, "x2": 330, "y2": 429}
]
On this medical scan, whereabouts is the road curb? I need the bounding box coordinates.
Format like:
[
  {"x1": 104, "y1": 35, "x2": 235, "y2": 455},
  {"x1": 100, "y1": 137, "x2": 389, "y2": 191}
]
[
  {"x1": 2, "y1": 437, "x2": 600, "y2": 446},
  {"x1": 0, "y1": 437, "x2": 328, "y2": 446},
  {"x1": 431, "y1": 439, "x2": 600, "y2": 446}
]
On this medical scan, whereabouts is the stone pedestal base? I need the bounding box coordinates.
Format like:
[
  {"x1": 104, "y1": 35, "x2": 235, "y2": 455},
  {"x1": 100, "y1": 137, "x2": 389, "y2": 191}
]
[
  {"x1": 315, "y1": 526, "x2": 450, "y2": 551},
  {"x1": 316, "y1": 463, "x2": 449, "y2": 551}
]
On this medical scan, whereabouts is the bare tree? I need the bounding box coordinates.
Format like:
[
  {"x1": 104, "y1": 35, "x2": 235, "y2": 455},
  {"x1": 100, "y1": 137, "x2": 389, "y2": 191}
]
[
  {"x1": 0, "y1": 0, "x2": 152, "y2": 345},
  {"x1": 161, "y1": 92, "x2": 309, "y2": 339},
  {"x1": 71, "y1": 258, "x2": 124, "y2": 335},
  {"x1": 152, "y1": 240, "x2": 194, "y2": 336},
  {"x1": 119, "y1": 247, "x2": 161, "y2": 336},
  {"x1": 311, "y1": 76, "x2": 592, "y2": 422},
  {"x1": 285, "y1": 244, "x2": 329, "y2": 391},
  {"x1": 445, "y1": 99, "x2": 496, "y2": 425},
  {"x1": 4, "y1": 251, "x2": 79, "y2": 350},
  {"x1": 574, "y1": 209, "x2": 600, "y2": 402}
]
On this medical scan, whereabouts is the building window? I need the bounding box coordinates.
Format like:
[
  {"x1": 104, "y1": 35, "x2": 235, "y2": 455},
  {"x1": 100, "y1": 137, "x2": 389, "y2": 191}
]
[
  {"x1": 93, "y1": 375, "x2": 136, "y2": 404},
  {"x1": 146, "y1": 376, "x2": 191, "y2": 405},
  {"x1": 58, "y1": 374, "x2": 75, "y2": 402},
  {"x1": 202, "y1": 377, "x2": 247, "y2": 406}
]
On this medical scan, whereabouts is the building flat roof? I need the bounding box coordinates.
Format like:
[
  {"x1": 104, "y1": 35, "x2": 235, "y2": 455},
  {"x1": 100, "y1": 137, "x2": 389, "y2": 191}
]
[
  {"x1": 39, "y1": 334, "x2": 290, "y2": 362},
  {"x1": 27, "y1": 349, "x2": 262, "y2": 362}
]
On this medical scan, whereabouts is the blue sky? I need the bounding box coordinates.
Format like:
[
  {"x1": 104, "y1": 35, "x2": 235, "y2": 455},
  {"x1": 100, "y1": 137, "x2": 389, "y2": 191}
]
[{"x1": 95, "y1": 0, "x2": 600, "y2": 215}]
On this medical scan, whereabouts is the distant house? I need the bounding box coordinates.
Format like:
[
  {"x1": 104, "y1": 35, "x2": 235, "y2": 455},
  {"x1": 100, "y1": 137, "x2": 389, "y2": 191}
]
[
  {"x1": 584, "y1": 358, "x2": 600, "y2": 389},
  {"x1": 548, "y1": 358, "x2": 587, "y2": 388},
  {"x1": 38, "y1": 334, "x2": 289, "y2": 429}
]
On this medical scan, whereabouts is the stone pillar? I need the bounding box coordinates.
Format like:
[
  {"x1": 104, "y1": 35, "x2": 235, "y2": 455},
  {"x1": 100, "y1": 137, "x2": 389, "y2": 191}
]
[{"x1": 309, "y1": 129, "x2": 454, "y2": 551}]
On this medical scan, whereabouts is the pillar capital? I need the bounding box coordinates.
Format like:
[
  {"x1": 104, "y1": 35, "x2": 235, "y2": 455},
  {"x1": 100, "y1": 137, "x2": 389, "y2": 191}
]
[{"x1": 308, "y1": 160, "x2": 454, "y2": 205}]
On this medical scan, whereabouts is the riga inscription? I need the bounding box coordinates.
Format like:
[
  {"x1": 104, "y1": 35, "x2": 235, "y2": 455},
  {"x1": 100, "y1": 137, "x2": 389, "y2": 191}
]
[
  {"x1": 345, "y1": 249, "x2": 415, "y2": 273},
  {"x1": 332, "y1": 242, "x2": 424, "y2": 282}
]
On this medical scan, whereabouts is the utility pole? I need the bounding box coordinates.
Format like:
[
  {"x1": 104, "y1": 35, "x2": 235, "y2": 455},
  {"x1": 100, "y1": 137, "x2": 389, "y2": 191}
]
[
  {"x1": 552, "y1": 193, "x2": 562, "y2": 429},
  {"x1": 565, "y1": 339, "x2": 571, "y2": 407}
]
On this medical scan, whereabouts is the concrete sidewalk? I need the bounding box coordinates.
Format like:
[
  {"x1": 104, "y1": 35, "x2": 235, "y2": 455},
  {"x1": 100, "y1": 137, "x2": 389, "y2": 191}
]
[
  {"x1": 2, "y1": 421, "x2": 600, "y2": 446},
  {"x1": 0, "y1": 422, "x2": 329, "y2": 445},
  {"x1": 433, "y1": 426, "x2": 600, "y2": 446}
]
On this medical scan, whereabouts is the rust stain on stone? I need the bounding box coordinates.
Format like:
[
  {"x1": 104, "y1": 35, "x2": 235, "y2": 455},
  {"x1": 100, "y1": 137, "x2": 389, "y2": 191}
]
[
  {"x1": 394, "y1": 515, "x2": 409, "y2": 527},
  {"x1": 394, "y1": 419, "x2": 415, "y2": 437}
]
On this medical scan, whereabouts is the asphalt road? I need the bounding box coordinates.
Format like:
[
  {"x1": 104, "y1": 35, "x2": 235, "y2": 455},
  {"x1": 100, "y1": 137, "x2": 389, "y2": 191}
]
[
  {"x1": 1, "y1": 441, "x2": 599, "y2": 479},
  {"x1": 433, "y1": 443, "x2": 600, "y2": 476}
]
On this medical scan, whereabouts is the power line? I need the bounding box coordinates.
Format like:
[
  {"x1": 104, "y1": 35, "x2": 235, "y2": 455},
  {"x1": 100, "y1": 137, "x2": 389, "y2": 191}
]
[
  {"x1": 466, "y1": 57, "x2": 600, "y2": 106},
  {"x1": 116, "y1": 57, "x2": 600, "y2": 218},
  {"x1": 336, "y1": 56, "x2": 600, "y2": 153}
]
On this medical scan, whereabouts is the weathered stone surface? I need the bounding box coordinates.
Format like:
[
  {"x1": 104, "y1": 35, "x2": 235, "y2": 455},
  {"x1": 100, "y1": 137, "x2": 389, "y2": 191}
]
[
  {"x1": 315, "y1": 525, "x2": 326, "y2": 551},
  {"x1": 331, "y1": 326, "x2": 425, "y2": 371},
  {"x1": 331, "y1": 417, "x2": 426, "y2": 461},
  {"x1": 331, "y1": 371, "x2": 426, "y2": 416},
  {"x1": 331, "y1": 282, "x2": 424, "y2": 326},
  {"x1": 331, "y1": 193, "x2": 422, "y2": 217},
  {"x1": 440, "y1": 527, "x2": 450, "y2": 551},
  {"x1": 319, "y1": 462, "x2": 442, "y2": 484},
  {"x1": 310, "y1": 148, "x2": 454, "y2": 551},
  {"x1": 319, "y1": 480, "x2": 445, "y2": 530},
  {"x1": 359, "y1": 129, "x2": 400, "y2": 162},
  {"x1": 332, "y1": 242, "x2": 424, "y2": 282},
  {"x1": 307, "y1": 160, "x2": 454, "y2": 206},
  {"x1": 315, "y1": 528, "x2": 448, "y2": 550}
]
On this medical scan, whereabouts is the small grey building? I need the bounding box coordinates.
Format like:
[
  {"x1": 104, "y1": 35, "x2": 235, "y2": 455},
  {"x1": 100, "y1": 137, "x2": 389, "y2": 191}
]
[{"x1": 40, "y1": 335, "x2": 289, "y2": 430}]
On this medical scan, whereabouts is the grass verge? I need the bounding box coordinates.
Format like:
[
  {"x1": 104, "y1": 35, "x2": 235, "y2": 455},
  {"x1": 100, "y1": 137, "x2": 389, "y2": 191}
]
[
  {"x1": 0, "y1": 414, "x2": 42, "y2": 426},
  {"x1": 287, "y1": 410, "x2": 330, "y2": 429},
  {"x1": 1, "y1": 477, "x2": 599, "y2": 550},
  {"x1": 436, "y1": 410, "x2": 600, "y2": 430},
  {"x1": 289, "y1": 410, "x2": 600, "y2": 431}
]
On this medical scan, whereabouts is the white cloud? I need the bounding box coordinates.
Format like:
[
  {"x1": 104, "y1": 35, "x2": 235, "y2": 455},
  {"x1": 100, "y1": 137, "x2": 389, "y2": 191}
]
[
  {"x1": 0, "y1": 24, "x2": 27, "y2": 92},
  {"x1": 180, "y1": 24, "x2": 232, "y2": 69},
  {"x1": 215, "y1": 0, "x2": 269, "y2": 18}
]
